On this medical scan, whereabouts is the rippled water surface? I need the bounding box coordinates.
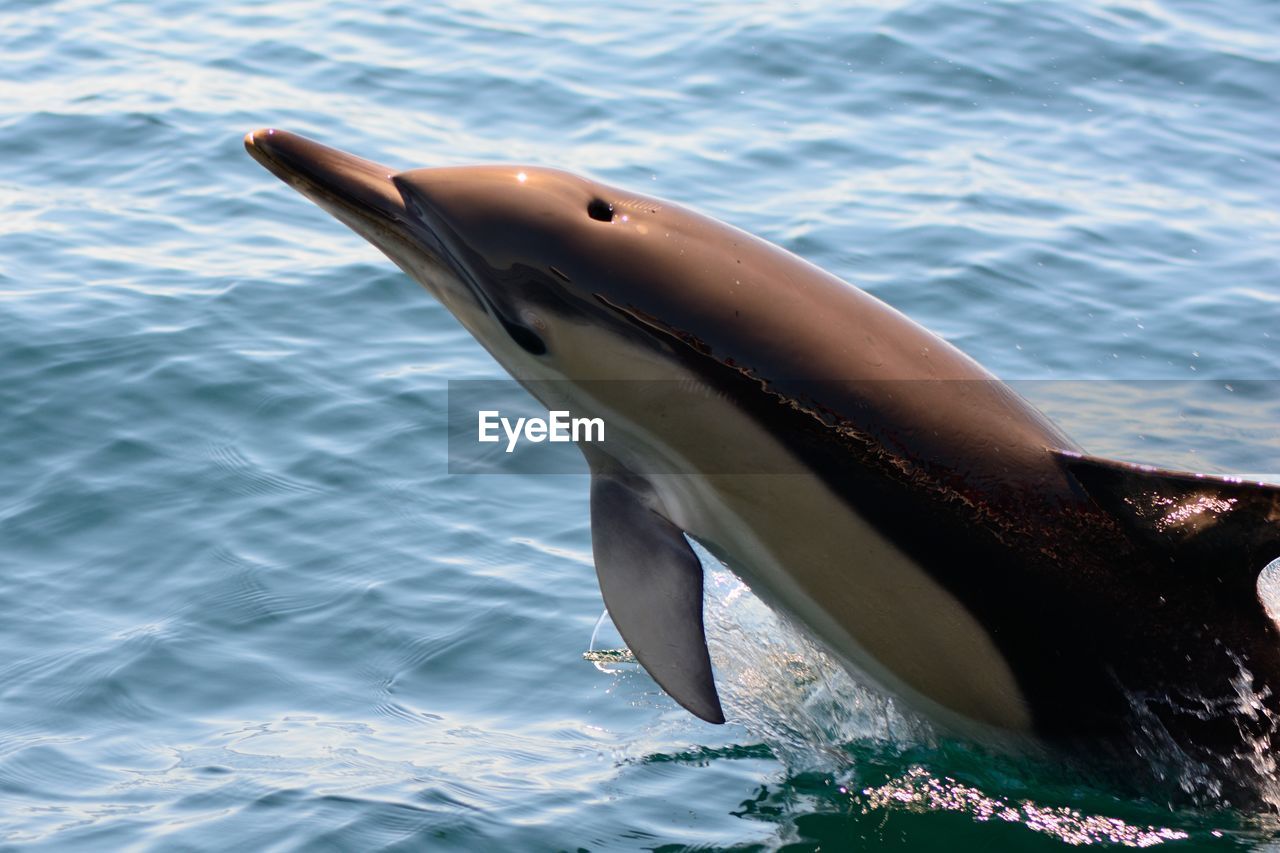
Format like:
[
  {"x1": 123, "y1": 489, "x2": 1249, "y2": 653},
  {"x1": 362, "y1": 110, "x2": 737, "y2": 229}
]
[{"x1": 2, "y1": 0, "x2": 1279, "y2": 849}]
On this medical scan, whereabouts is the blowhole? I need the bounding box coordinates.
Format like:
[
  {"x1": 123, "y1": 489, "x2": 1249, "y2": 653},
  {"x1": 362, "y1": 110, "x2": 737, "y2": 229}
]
[{"x1": 587, "y1": 198, "x2": 614, "y2": 222}]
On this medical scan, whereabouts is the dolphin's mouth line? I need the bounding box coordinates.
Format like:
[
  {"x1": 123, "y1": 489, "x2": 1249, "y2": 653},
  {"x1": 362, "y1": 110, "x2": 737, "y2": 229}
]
[
  {"x1": 246, "y1": 129, "x2": 544, "y2": 355},
  {"x1": 244, "y1": 128, "x2": 406, "y2": 231},
  {"x1": 245, "y1": 128, "x2": 488, "y2": 312},
  {"x1": 243, "y1": 129, "x2": 469, "y2": 293}
]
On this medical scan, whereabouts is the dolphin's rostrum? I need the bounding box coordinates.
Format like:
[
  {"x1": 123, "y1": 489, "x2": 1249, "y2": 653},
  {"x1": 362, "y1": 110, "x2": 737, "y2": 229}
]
[{"x1": 245, "y1": 129, "x2": 1280, "y2": 792}]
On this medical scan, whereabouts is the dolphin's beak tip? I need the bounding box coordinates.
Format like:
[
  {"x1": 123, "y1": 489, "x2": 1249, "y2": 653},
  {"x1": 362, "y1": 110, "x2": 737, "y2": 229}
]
[
  {"x1": 244, "y1": 128, "x2": 264, "y2": 160},
  {"x1": 244, "y1": 127, "x2": 280, "y2": 152}
]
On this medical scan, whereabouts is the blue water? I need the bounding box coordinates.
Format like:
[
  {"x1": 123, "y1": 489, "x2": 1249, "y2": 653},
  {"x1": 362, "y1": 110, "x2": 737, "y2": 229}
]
[{"x1": 2, "y1": 0, "x2": 1278, "y2": 848}]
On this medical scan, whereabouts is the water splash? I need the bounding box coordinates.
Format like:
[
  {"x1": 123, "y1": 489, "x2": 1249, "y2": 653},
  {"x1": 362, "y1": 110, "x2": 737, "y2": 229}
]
[
  {"x1": 582, "y1": 647, "x2": 636, "y2": 666},
  {"x1": 860, "y1": 766, "x2": 1192, "y2": 847},
  {"x1": 584, "y1": 608, "x2": 635, "y2": 671},
  {"x1": 699, "y1": 560, "x2": 931, "y2": 770},
  {"x1": 1126, "y1": 655, "x2": 1280, "y2": 811}
]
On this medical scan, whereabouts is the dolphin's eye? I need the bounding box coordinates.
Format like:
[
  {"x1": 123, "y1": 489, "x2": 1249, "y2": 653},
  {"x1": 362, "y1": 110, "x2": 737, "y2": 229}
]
[
  {"x1": 587, "y1": 198, "x2": 614, "y2": 222},
  {"x1": 500, "y1": 315, "x2": 547, "y2": 356}
]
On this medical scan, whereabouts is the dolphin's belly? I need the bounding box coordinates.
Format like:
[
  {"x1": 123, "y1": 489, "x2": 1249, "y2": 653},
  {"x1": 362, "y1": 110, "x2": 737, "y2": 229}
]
[{"x1": 661, "y1": 466, "x2": 1035, "y2": 735}]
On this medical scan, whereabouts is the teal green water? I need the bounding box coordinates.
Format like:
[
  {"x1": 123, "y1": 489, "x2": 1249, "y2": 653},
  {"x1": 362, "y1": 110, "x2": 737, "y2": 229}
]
[{"x1": 2, "y1": 0, "x2": 1279, "y2": 849}]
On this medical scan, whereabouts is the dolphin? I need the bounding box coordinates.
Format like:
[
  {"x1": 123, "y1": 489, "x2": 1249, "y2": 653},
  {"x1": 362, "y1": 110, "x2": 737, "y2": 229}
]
[{"x1": 244, "y1": 128, "x2": 1280, "y2": 781}]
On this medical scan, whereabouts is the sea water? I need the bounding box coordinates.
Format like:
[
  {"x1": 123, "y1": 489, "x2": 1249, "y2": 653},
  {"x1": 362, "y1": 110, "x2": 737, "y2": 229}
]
[{"x1": 1, "y1": 0, "x2": 1278, "y2": 848}]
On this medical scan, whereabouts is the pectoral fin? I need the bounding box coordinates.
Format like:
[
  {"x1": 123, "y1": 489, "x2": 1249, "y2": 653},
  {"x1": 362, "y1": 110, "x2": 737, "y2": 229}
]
[{"x1": 589, "y1": 470, "x2": 725, "y2": 724}]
